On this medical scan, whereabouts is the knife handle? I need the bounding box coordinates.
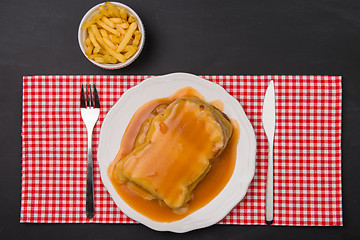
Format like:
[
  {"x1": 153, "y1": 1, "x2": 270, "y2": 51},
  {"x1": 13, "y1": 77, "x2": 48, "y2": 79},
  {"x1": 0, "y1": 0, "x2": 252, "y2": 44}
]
[{"x1": 265, "y1": 142, "x2": 273, "y2": 225}]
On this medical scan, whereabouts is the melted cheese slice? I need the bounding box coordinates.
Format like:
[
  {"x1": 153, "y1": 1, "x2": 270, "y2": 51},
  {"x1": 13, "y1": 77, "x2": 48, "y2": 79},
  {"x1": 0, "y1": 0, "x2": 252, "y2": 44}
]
[{"x1": 113, "y1": 97, "x2": 233, "y2": 209}]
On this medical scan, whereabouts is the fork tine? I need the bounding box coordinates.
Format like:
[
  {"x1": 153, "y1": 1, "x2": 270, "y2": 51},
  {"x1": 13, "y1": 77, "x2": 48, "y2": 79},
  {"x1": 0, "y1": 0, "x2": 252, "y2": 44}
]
[
  {"x1": 93, "y1": 84, "x2": 100, "y2": 108},
  {"x1": 89, "y1": 84, "x2": 94, "y2": 107},
  {"x1": 81, "y1": 84, "x2": 86, "y2": 108},
  {"x1": 85, "y1": 84, "x2": 90, "y2": 107}
]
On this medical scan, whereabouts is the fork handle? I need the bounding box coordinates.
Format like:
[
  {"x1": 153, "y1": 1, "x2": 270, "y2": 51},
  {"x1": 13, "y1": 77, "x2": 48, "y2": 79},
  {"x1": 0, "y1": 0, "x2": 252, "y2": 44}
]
[
  {"x1": 86, "y1": 128, "x2": 95, "y2": 219},
  {"x1": 265, "y1": 142, "x2": 274, "y2": 225}
]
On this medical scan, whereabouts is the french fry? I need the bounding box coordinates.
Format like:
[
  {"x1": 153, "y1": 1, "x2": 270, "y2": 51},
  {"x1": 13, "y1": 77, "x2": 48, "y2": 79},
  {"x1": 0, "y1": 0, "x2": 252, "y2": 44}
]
[
  {"x1": 90, "y1": 25, "x2": 104, "y2": 43},
  {"x1": 89, "y1": 54, "x2": 103, "y2": 59},
  {"x1": 98, "y1": 48, "x2": 107, "y2": 55},
  {"x1": 127, "y1": 37, "x2": 133, "y2": 46},
  {"x1": 82, "y1": 13, "x2": 103, "y2": 29},
  {"x1": 106, "y1": 7, "x2": 116, "y2": 17},
  {"x1": 118, "y1": 22, "x2": 129, "y2": 29},
  {"x1": 115, "y1": 25, "x2": 127, "y2": 35},
  {"x1": 95, "y1": 13, "x2": 104, "y2": 20},
  {"x1": 132, "y1": 32, "x2": 141, "y2": 46},
  {"x1": 132, "y1": 38, "x2": 140, "y2": 47},
  {"x1": 85, "y1": 45, "x2": 94, "y2": 55},
  {"x1": 101, "y1": 16, "x2": 115, "y2": 28},
  {"x1": 123, "y1": 45, "x2": 138, "y2": 55},
  {"x1": 120, "y1": 7, "x2": 127, "y2": 20},
  {"x1": 128, "y1": 16, "x2": 136, "y2": 23},
  {"x1": 110, "y1": 34, "x2": 120, "y2": 44},
  {"x1": 106, "y1": 2, "x2": 121, "y2": 17},
  {"x1": 118, "y1": 34, "x2": 124, "y2": 42},
  {"x1": 88, "y1": 28, "x2": 101, "y2": 51},
  {"x1": 109, "y1": 17, "x2": 123, "y2": 23},
  {"x1": 99, "y1": 5, "x2": 110, "y2": 17},
  {"x1": 123, "y1": 45, "x2": 135, "y2": 52},
  {"x1": 124, "y1": 46, "x2": 137, "y2": 59},
  {"x1": 85, "y1": 38, "x2": 92, "y2": 47},
  {"x1": 93, "y1": 46, "x2": 101, "y2": 54},
  {"x1": 103, "y1": 54, "x2": 118, "y2": 64},
  {"x1": 82, "y1": 19, "x2": 95, "y2": 30},
  {"x1": 103, "y1": 37, "x2": 117, "y2": 50},
  {"x1": 94, "y1": 56, "x2": 106, "y2": 63},
  {"x1": 116, "y1": 22, "x2": 137, "y2": 52},
  {"x1": 96, "y1": 19, "x2": 121, "y2": 36},
  {"x1": 104, "y1": 44, "x2": 126, "y2": 63},
  {"x1": 100, "y1": 29, "x2": 109, "y2": 39}
]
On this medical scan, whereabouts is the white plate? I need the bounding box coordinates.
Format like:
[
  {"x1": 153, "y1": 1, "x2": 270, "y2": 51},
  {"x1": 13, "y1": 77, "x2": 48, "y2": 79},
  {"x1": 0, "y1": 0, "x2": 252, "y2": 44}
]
[{"x1": 97, "y1": 72, "x2": 256, "y2": 232}]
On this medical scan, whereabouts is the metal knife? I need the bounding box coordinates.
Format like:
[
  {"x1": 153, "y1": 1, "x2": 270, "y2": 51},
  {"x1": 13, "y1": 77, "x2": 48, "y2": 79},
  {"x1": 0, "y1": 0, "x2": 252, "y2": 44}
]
[{"x1": 262, "y1": 80, "x2": 276, "y2": 225}]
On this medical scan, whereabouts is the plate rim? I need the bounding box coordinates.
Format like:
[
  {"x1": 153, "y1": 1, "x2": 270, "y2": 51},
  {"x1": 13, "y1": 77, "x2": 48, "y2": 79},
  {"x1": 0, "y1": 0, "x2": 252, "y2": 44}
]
[{"x1": 97, "y1": 72, "x2": 256, "y2": 232}]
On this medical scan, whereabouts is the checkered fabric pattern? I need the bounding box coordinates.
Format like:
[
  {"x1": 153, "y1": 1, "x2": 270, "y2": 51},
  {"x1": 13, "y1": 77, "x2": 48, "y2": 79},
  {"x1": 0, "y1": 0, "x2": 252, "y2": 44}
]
[{"x1": 21, "y1": 75, "x2": 343, "y2": 226}]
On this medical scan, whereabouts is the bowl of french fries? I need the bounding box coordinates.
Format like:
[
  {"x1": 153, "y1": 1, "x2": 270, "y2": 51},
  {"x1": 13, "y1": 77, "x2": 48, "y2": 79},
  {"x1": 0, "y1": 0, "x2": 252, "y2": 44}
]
[{"x1": 78, "y1": 2, "x2": 144, "y2": 69}]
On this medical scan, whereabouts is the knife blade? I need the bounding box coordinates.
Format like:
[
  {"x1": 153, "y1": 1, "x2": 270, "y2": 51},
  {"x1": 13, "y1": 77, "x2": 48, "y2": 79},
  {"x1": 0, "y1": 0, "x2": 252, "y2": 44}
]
[{"x1": 262, "y1": 80, "x2": 276, "y2": 225}]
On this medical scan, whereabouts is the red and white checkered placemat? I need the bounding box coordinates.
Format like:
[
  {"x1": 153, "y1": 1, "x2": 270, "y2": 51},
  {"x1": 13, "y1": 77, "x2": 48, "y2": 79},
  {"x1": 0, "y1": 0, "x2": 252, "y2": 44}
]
[{"x1": 21, "y1": 75, "x2": 343, "y2": 226}]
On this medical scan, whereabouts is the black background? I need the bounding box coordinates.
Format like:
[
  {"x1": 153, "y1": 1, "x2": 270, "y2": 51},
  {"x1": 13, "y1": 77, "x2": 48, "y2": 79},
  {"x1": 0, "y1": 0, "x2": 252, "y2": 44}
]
[{"x1": 1, "y1": 0, "x2": 359, "y2": 239}]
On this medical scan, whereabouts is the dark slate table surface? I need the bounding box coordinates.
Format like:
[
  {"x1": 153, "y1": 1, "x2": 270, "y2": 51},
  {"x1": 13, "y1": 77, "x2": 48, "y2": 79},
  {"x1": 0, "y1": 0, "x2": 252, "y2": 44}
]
[{"x1": 1, "y1": 0, "x2": 359, "y2": 239}]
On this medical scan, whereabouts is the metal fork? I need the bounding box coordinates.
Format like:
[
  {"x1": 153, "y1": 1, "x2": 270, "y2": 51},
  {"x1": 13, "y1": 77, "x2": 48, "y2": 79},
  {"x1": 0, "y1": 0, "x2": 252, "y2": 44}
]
[{"x1": 80, "y1": 84, "x2": 100, "y2": 219}]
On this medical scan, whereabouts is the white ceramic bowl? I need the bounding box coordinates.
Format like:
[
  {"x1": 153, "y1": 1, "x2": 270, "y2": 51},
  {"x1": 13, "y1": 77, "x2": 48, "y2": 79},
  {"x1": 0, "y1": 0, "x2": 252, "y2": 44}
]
[{"x1": 78, "y1": 2, "x2": 145, "y2": 69}]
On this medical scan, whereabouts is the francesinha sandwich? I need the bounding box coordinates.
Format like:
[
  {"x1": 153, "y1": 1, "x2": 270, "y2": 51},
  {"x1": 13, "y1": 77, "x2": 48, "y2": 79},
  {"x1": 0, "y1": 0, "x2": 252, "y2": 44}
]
[{"x1": 112, "y1": 97, "x2": 233, "y2": 209}]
